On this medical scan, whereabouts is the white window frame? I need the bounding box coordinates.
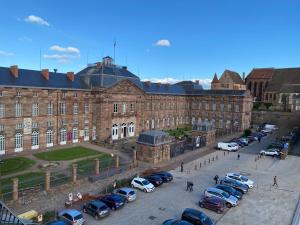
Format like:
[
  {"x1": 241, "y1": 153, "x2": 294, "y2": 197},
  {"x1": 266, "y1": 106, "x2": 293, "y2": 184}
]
[
  {"x1": 92, "y1": 126, "x2": 96, "y2": 141},
  {"x1": 84, "y1": 126, "x2": 89, "y2": 141},
  {"x1": 15, "y1": 133, "x2": 23, "y2": 152},
  {"x1": 128, "y1": 123, "x2": 134, "y2": 137},
  {"x1": 32, "y1": 103, "x2": 39, "y2": 116},
  {"x1": 15, "y1": 102, "x2": 23, "y2": 117},
  {"x1": 72, "y1": 127, "x2": 79, "y2": 143},
  {"x1": 31, "y1": 131, "x2": 39, "y2": 150},
  {"x1": 0, "y1": 103, "x2": 5, "y2": 118},
  {"x1": 112, "y1": 124, "x2": 118, "y2": 140},
  {"x1": 60, "y1": 128, "x2": 67, "y2": 145},
  {"x1": 47, "y1": 102, "x2": 53, "y2": 116},
  {"x1": 46, "y1": 130, "x2": 54, "y2": 147},
  {"x1": 122, "y1": 102, "x2": 126, "y2": 113},
  {"x1": 84, "y1": 102, "x2": 89, "y2": 114},
  {"x1": 16, "y1": 91, "x2": 21, "y2": 97},
  {"x1": 0, "y1": 135, "x2": 5, "y2": 155},
  {"x1": 73, "y1": 102, "x2": 78, "y2": 115},
  {"x1": 113, "y1": 103, "x2": 118, "y2": 113},
  {"x1": 59, "y1": 102, "x2": 66, "y2": 115}
]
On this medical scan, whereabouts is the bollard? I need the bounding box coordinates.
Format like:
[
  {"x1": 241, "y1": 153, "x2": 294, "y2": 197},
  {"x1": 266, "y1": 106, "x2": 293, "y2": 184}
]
[
  {"x1": 212, "y1": 156, "x2": 214, "y2": 162},
  {"x1": 95, "y1": 159, "x2": 100, "y2": 175},
  {"x1": 133, "y1": 150, "x2": 137, "y2": 167},
  {"x1": 45, "y1": 170, "x2": 51, "y2": 191},
  {"x1": 204, "y1": 160, "x2": 206, "y2": 166},
  {"x1": 216, "y1": 155, "x2": 218, "y2": 160},
  {"x1": 224, "y1": 151, "x2": 226, "y2": 156},
  {"x1": 72, "y1": 164, "x2": 78, "y2": 183},
  {"x1": 199, "y1": 162, "x2": 202, "y2": 168},
  {"x1": 209, "y1": 158, "x2": 210, "y2": 164},
  {"x1": 194, "y1": 164, "x2": 198, "y2": 170},
  {"x1": 12, "y1": 178, "x2": 19, "y2": 202},
  {"x1": 227, "y1": 151, "x2": 229, "y2": 155},
  {"x1": 115, "y1": 155, "x2": 120, "y2": 169}
]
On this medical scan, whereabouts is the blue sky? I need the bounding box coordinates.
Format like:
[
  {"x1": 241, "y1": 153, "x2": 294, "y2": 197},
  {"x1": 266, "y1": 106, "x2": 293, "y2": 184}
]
[{"x1": 0, "y1": 0, "x2": 300, "y2": 87}]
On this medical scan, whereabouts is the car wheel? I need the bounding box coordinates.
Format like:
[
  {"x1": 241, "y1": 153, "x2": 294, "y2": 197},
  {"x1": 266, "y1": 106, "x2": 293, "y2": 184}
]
[
  {"x1": 226, "y1": 202, "x2": 232, "y2": 208},
  {"x1": 112, "y1": 206, "x2": 116, "y2": 211},
  {"x1": 199, "y1": 203, "x2": 204, "y2": 208},
  {"x1": 83, "y1": 208, "x2": 87, "y2": 213},
  {"x1": 94, "y1": 214, "x2": 99, "y2": 220},
  {"x1": 143, "y1": 188, "x2": 147, "y2": 193}
]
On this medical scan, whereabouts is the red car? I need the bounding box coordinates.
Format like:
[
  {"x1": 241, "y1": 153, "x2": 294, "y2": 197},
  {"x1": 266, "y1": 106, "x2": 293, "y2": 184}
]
[{"x1": 198, "y1": 196, "x2": 226, "y2": 214}]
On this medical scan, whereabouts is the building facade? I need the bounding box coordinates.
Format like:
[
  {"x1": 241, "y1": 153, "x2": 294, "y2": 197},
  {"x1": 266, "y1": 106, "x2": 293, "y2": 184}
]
[
  {"x1": 211, "y1": 70, "x2": 246, "y2": 90},
  {"x1": 0, "y1": 57, "x2": 252, "y2": 155}
]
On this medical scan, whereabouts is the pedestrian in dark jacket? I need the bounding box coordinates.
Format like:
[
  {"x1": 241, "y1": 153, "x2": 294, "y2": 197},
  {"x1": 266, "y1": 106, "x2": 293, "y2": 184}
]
[
  {"x1": 237, "y1": 153, "x2": 240, "y2": 160},
  {"x1": 181, "y1": 162, "x2": 184, "y2": 172},
  {"x1": 214, "y1": 175, "x2": 219, "y2": 184},
  {"x1": 273, "y1": 176, "x2": 278, "y2": 187}
]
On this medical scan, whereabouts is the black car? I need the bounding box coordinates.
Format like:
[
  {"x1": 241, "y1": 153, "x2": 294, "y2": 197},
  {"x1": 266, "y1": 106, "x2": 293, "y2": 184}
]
[
  {"x1": 152, "y1": 171, "x2": 173, "y2": 182},
  {"x1": 162, "y1": 219, "x2": 193, "y2": 225},
  {"x1": 219, "y1": 178, "x2": 249, "y2": 194},
  {"x1": 82, "y1": 200, "x2": 110, "y2": 220},
  {"x1": 100, "y1": 194, "x2": 125, "y2": 210},
  {"x1": 143, "y1": 175, "x2": 163, "y2": 187},
  {"x1": 231, "y1": 139, "x2": 246, "y2": 147},
  {"x1": 215, "y1": 184, "x2": 243, "y2": 200},
  {"x1": 268, "y1": 142, "x2": 284, "y2": 150},
  {"x1": 181, "y1": 208, "x2": 213, "y2": 225}
]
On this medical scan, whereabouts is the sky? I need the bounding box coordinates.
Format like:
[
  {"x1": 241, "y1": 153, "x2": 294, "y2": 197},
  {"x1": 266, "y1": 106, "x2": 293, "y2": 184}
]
[{"x1": 0, "y1": 0, "x2": 300, "y2": 88}]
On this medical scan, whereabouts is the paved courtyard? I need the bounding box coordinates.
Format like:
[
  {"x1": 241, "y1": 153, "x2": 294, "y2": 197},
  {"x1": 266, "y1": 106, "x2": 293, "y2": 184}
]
[{"x1": 84, "y1": 134, "x2": 300, "y2": 225}]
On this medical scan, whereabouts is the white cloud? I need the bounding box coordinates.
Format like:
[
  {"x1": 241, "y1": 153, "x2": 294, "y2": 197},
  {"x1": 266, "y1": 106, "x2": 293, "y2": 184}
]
[
  {"x1": 50, "y1": 45, "x2": 80, "y2": 54},
  {"x1": 0, "y1": 50, "x2": 14, "y2": 57},
  {"x1": 18, "y1": 36, "x2": 32, "y2": 42},
  {"x1": 142, "y1": 77, "x2": 212, "y2": 89},
  {"x1": 154, "y1": 39, "x2": 171, "y2": 47},
  {"x1": 25, "y1": 15, "x2": 50, "y2": 26},
  {"x1": 43, "y1": 54, "x2": 68, "y2": 60}
]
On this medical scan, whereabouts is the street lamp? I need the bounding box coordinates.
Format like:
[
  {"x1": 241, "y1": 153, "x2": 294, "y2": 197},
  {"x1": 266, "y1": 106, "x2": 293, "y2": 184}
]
[{"x1": 0, "y1": 159, "x2": 4, "y2": 200}]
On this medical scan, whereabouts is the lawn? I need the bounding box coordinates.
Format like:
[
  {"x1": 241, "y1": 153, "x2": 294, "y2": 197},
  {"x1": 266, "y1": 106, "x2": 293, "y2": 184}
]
[
  {"x1": 33, "y1": 146, "x2": 100, "y2": 161},
  {"x1": 0, "y1": 157, "x2": 36, "y2": 176},
  {"x1": 75, "y1": 154, "x2": 114, "y2": 175}
]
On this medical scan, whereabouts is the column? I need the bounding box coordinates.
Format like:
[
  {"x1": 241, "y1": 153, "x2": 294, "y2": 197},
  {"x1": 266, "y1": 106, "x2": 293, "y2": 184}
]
[
  {"x1": 12, "y1": 178, "x2": 19, "y2": 202},
  {"x1": 133, "y1": 149, "x2": 137, "y2": 167},
  {"x1": 95, "y1": 158, "x2": 100, "y2": 175},
  {"x1": 115, "y1": 155, "x2": 119, "y2": 169},
  {"x1": 45, "y1": 170, "x2": 51, "y2": 191},
  {"x1": 72, "y1": 164, "x2": 78, "y2": 183}
]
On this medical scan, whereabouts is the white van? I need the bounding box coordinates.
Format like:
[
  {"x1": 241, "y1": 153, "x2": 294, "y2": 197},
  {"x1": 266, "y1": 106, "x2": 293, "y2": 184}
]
[
  {"x1": 264, "y1": 124, "x2": 278, "y2": 131},
  {"x1": 217, "y1": 142, "x2": 239, "y2": 151}
]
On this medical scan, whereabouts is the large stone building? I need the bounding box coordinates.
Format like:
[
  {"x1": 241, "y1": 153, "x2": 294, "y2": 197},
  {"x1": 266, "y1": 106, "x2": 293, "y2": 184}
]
[
  {"x1": 0, "y1": 57, "x2": 252, "y2": 155},
  {"x1": 211, "y1": 70, "x2": 246, "y2": 90}
]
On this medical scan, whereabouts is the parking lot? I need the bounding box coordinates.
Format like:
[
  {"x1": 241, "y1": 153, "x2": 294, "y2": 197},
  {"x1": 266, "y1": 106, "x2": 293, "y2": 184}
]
[{"x1": 85, "y1": 134, "x2": 300, "y2": 225}]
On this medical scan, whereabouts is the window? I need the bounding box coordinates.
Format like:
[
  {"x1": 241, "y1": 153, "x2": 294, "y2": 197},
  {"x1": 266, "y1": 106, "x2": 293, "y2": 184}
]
[
  {"x1": 122, "y1": 102, "x2": 126, "y2": 113},
  {"x1": 16, "y1": 123, "x2": 23, "y2": 129},
  {"x1": 32, "y1": 103, "x2": 39, "y2": 116},
  {"x1": 15, "y1": 102, "x2": 23, "y2": 117},
  {"x1": 31, "y1": 131, "x2": 39, "y2": 149},
  {"x1": 73, "y1": 120, "x2": 79, "y2": 125},
  {"x1": 130, "y1": 103, "x2": 134, "y2": 112},
  {"x1": 227, "y1": 104, "x2": 232, "y2": 112},
  {"x1": 32, "y1": 122, "x2": 38, "y2": 128},
  {"x1": 60, "y1": 120, "x2": 66, "y2": 126},
  {"x1": 15, "y1": 133, "x2": 23, "y2": 152},
  {"x1": 47, "y1": 102, "x2": 53, "y2": 115},
  {"x1": 151, "y1": 119, "x2": 155, "y2": 129},
  {"x1": 60, "y1": 128, "x2": 67, "y2": 144},
  {"x1": 73, "y1": 127, "x2": 78, "y2": 143},
  {"x1": 59, "y1": 102, "x2": 66, "y2": 115},
  {"x1": 112, "y1": 124, "x2": 118, "y2": 140},
  {"x1": 113, "y1": 103, "x2": 118, "y2": 113},
  {"x1": 84, "y1": 127, "x2": 89, "y2": 141},
  {"x1": 0, "y1": 91, "x2": 2, "y2": 97},
  {"x1": 33, "y1": 91, "x2": 38, "y2": 97},
  {"x1": 205, "y1": 103, "x2": 209, "y2": 110},
  {"x1": 84, "y1": 102, "x2": 89, "y2": 113},
  {"x1": 220, "y1": 104, "x2": 224, "y2": 112},
  {"x1": 73, "y1": 92, "x2": 78, "y2": 97},
  {"x1": 62, "y1": 91, "x2": 66, "y2": 98},
  {"x1": 0, "y1": 124, "x2": 4, "y2": 132},
  {"x1": 47, "y1": 121, "x2": 54, "y2": 127},
  {"x1": 73, "y1": 103, "x2": 78, "y2": 114},
  {"x1": 235, "y1": 105, "x2": 240, "y2": 112},
  {"x1": 146, "y1": 120, "x2": 149, "y2": 129},
  {"x1": 212, "y1": 103, "x2": 216, "y2": 111},
  {"x1": 0, "y1": 104, "x2": 4, "y2": 118},
  {"x1": 46, "y1": 130, "x2": 54, "y2": 147},
  {"x1": 219, "y1": 120, "x2": 223, "y2": 129},
  {"x1": 48, "y1": 90, "x2": 52, "y2": 97},
  {"x1": 0, "y1": 135, "x2": 5, "y2": 154},
  {"x1": 16, "y1": 91, "x2": 21, "y2": 97}
]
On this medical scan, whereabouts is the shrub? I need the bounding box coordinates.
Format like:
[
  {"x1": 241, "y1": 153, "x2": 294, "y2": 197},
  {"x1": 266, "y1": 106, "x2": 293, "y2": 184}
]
[
  {"x1": 264, "y1": 102, "x2": 272, "y2": 110},
  {"x1": 243, "y1": 129, "x2": 252, "y2": 137}
]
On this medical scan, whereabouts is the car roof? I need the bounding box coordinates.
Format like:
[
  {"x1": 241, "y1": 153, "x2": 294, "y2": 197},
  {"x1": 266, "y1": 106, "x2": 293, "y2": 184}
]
[
  {"x1": 183, "y1": 208, "x2": 206, "y2": 217},
  {"x1": 216, "y1": 184, "x2": 233, "y2": 190},
  {"x1": 89, "y1": 200, "x2": 106, "y2": 207},
  {"x1": 45, "y1": 220, "x2": 68, "y2": 225},
  {"x1": 227, "y1": 172, "x2": 240, "y2": 176},
  {"x1": 134, "y1": 177, "x2": 146, "y2": 182},
  {"x1": 206, "y1": 187, "x2": 224, "y2": 193},
  {"x1": 204, "y1": 196, "x2": 224, "y2": 203},
  {"x1": 58, "y1": 209, "x2": 81, "y2": 217},
  {"x1": 118, "y1": 187, "x2": 134, "y2": 192}
]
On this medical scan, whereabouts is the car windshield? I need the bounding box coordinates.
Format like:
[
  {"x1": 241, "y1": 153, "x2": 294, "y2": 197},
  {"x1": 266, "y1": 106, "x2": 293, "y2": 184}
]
[
  {"x1": 222, "y1": 191, "x2": 230, "y2": 198},
  {"x1": 74, "y1": 214, "x2": 83, "y2": 220},
  {"x1": 129, "y1": 191, "x2": 135, "y2": 195},
  {"x1": 240, "y1": 176, "x2": 248, "y2": 181},
  {"x1": 100, "y1": 205, "x2": 107, "y2": 210},
  {"x1": 142, "y1": 180, "x2": 150, "y2": 185}
]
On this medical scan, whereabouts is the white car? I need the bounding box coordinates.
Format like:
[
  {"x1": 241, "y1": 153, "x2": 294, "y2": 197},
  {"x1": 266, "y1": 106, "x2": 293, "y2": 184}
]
[
  {"x1": 217, "y1": 142, "x2": 239, "y2": 151},
  {"x1": 226, "y1": 173, "x2": 254, "y2": 189},
  {"x1": 131, "y1": 177, "x2": 155, "y2": 193},
  {"x1": 260, "y1": 149, "x2": 280, "y2": 156}
]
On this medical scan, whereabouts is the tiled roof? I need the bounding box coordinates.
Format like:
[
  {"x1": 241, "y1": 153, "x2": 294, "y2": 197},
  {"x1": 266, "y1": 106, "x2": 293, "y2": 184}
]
[
  {"x1": 280, "y1": 84, "x2": 300, "y2": 93},
  {"x1": 247, "y1": 68, "x2": 274, "y2": 79},
  {"x1": 211, "y1": 73, "x2": 220, "y2": 83},
  {"x1": 219, "y1": 70, "x2": 244, "y2": 85},
  {"x1": 266, "y1": 68, "x2": 300, "y2": 92},
  {"x1": 0, "y1": 67, "x2": 89, "y2": 90}
]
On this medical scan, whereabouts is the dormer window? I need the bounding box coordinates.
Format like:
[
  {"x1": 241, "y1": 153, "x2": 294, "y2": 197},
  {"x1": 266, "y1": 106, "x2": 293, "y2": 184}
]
[{"x1": 16, "y1": 91, "x2": 21, "y2": 97}]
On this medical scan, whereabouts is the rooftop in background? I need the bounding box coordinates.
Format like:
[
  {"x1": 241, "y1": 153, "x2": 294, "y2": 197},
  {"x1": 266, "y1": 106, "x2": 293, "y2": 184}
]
[
  {"x1": 137, "y1": 130, "x2": 172, "y2": 146},
  {"x1": 266, "y1": 68, "x2": 300, "y2": 92},
  {"x1": 219, "y1": 69, "x2": 245, "y2": 85},
  {"x1": 246, "y1": 68, "x2": 275, "y2": 79}
]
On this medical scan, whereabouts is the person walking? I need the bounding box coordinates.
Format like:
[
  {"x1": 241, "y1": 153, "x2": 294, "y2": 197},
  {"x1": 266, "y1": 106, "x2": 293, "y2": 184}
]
[
  {"x1": 181, "y1": 161, "x2": 184, "y2": 172},
  {"x1": 186, "y1": 180, "x2": 190, "y2": 191},
  {"x1": 273, "y1": 175, "x2": 278, "y2": 188},
  {"x1": 237, "y1": 153, "x2": 240, "y2": 160},
  {"x1": 214, "y1": 175, "x2": 219, "y2": 184},
  {"x1": 258, "y1": 136, "x2": 261, "y2": 143}
]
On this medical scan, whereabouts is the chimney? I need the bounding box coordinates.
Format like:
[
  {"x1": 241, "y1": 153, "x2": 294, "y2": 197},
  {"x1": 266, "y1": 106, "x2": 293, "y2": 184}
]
[
  {"x1": 122, "y1": 66, "x2": 127, "y2": 70},
  {"x1": 195, "y1": 80, "x2": 200, "y2": 85},
  {"x1": 145, "y1": 81, "x2": 151, "y2": 87},
  {"x1": 96, "y1": 62, "x2": 101, "y2": 68},
  {"x1": 41, "y1": 69, "x2": 49, "y2": 80},
  {"x1": 10, "y1": 65, "x2": 18, "y2": 78},
  {"x1": 67, "y1": 72, "x2": 75, "y2": 81}
]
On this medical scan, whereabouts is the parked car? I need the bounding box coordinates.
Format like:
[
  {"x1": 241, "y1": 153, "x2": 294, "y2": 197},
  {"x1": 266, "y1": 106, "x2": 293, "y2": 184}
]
[
  {"x1": 219, "y1": 178, "x2": 249, "y2": 194},
  {"x1": 82, "y1": 200, "x2": 110, "y2": 220},
  {"x1": 204, "y1": 187, "x2": 238, "y2": 208},
  {"x1": 100, "y1": 194, "x2": 125, "y2": 210},
  {"x1": 198, "y1": 196, "x2": 226, "y2": 213},
  {"x1": 264, "y1": 124, "x2": 278, "y2": 131},
  {"x1": 268, "y1": 142, "x2": 284, "y2": 150},
  {"x1": 226, "y1": 173, "x2": 254, "y2": 188},
  {"x1": 239, "y1": 138, "x2": 249, "y2": 145},
  {"x1": 112, "y1": 187, "x2": 137, "y2": 202},
  {"x1": 247, "y1": 135, "x2": 258, "y2": 141},
  {"x1": 259, "y1": 149, "x2": 280, "y2": 157},
  {"x1": 217, "y1": 142, "x2": 239, "y2": 151},
  {"x1": 131, "y1": 177, "x2": 155, "y2": 192},
  {"x1": 151, "y1": 171, "x2": 173, "y2": 182},
  {"x1": 162, "y1": 219, "x2": 193, "y2": 225},
  {"x1": 261, "y1": 129, "x2": 272, "y2": 134},
  {"x1": 44, "y1": 220, "x2": 68, "y2": 225},
  {"x1": 215, "y1": 184, "x2": 243, "y2": 200},
  {"x1": 143, "y1": 175, "x2": 163, "y2": 187},
  {"x1": 181, "y1": 208, "x2": 213, "y2": 225},
  {"x1": 231, "y1": 139, "x2": 247, "y2": 147},
  {"x1": 57, "y1": 209, "x2": 85, "y2": 225}
]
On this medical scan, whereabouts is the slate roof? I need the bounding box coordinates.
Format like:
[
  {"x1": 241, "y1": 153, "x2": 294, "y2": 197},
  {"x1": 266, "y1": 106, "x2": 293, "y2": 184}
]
[
  {"x1": 137, "y1": 130, "x2": 171, "y2": 146},
  {"x1": 211, "y1": 74, "x2": 220, "y2": 83},
  {"x1": 265, "y1": 68, "x2": 300, "y2": 92},
  {"x1": 0, "y1": 67, "x2": 89, "y2": 90},
  {"x1": 280, "y1": 84, "x2": 300, "y2": 93},
  {"x1": 219, "y1": 70, "x2": 244, "y2": 85},
  {"x1": 246, "y1": 68, "x2": 274, "y2": 79}
]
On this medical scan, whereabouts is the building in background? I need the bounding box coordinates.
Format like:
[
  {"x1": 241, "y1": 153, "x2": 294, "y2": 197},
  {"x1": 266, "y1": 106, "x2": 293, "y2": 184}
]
[
  {"x1": 0, "y1": 57, "x2": 252, "y2": 155},
  {"x1": 211, "y1": 70, "x2": 246, "y2": 90}
]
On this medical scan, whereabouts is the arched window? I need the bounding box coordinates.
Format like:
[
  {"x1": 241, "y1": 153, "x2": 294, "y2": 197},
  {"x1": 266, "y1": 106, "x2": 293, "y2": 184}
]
[
  {"x1": 112, "y1": 124, "x2": 118, "y2": 140},
  {"x1": 128, "y1": 123, "x2": 135, "y2": 137},
  {"x1": 73, "y1": 127, "x2": 78, "y2": 143},
  {"x1": 46, "y1": 130, "x2": 54, "y2": 147},
  {"x1": 60, "y1": 128, "x2": 67, "y2": 145},
  {"x1": 32, "y1": 131, "x2": 39, "y2": 149},
  {"x1": 15, "y1": 133, "x2": 23, "y2": 152},
  {"x1": 0, "y1": 135, "x2": 5, "y2": 155}
]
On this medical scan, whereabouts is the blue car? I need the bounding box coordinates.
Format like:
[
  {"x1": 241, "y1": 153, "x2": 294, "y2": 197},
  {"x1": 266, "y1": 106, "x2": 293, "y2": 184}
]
[{"x1": 44, "y1": 221, "x2": 68, "y2": 225}]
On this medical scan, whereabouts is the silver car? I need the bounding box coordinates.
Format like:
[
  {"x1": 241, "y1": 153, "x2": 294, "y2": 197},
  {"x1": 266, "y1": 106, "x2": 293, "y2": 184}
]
[
  {"x1": 204, "y1": 187, "x2": 238, "y2": 208},
  {"x1": 112, "y1": 187, "x2": 137, "y2": 202}
]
